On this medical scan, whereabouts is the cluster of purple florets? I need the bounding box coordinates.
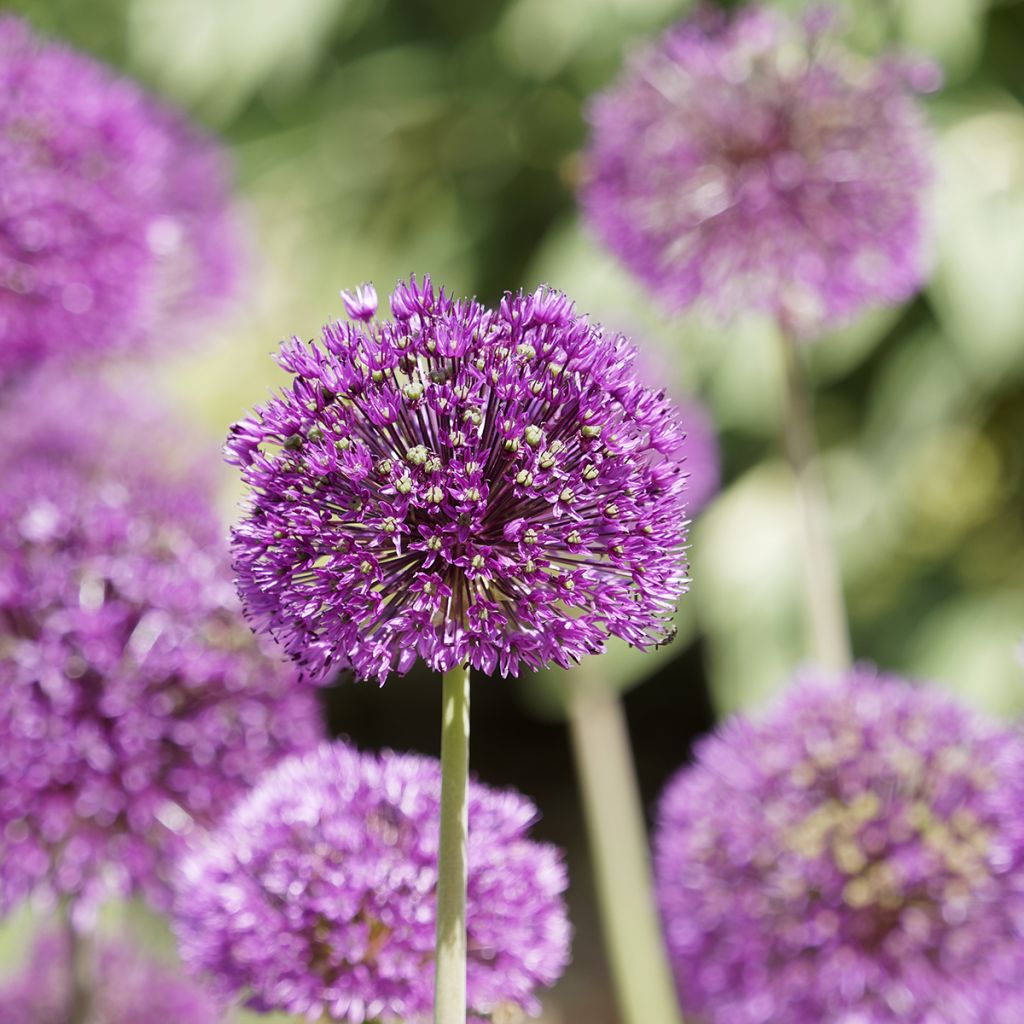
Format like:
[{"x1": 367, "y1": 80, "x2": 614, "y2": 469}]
[
  {"x1": 582, "y1": 6, "x2": 936, "y2": 332},
  {"x1": 656, "y1": 669, "x2": 1024, "y2": 1023},
  {"x1": 174, "y1": 742, "x2": 571, "y2": 1023},
  {"x1": 0, "y1": 15, "x2": 238, "y2": 383},
  {"x1": 0, "y1": 377, "x2": 323, "y2": 912},
  {"x1": 227, "y1": 276, "x2": 691, "y2": 683}
]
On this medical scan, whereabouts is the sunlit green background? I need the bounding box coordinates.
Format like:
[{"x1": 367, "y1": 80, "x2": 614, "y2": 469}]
[{"x1": 3, "y1": 0, "x2": 1024, "y2": 1020}]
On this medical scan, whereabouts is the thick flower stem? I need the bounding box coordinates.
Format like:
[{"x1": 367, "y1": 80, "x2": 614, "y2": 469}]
[
  {"x1": 566, "y1": 670, "x2": 685, "y2": 1024},
  {"x1": 777, "y1": 328, "x2": 852, "y2": 671},
  {"x1": 64, "y1": 901, "x2": 92, "y2": 1024},
  {"x1": 434, "y1": 664, "x2": 471, "y2": 1024}
]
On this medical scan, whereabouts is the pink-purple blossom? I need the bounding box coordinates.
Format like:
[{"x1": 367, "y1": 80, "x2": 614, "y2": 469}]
[
  {"x1": 0, "y1": 375, "x2": 322, "y2": 913},
  {"x1": 0, "y1": 15, "x2": 239, "y2": 384},
  {"x1": 227, "y1": 276, "x2": 690, "y2": 683},
  {"x1": 655, "y1": 667, "x2": 1024, "y2": 1023},
  {"x1": 173, "y1": 741, "x2": 571, "y2": 1023},
  {"x1": 581, "y1": 7, "x2": 937, "y2": 333},
  {"x1": 0, "y1": 932, "x2": 224, "y2": 1024}
]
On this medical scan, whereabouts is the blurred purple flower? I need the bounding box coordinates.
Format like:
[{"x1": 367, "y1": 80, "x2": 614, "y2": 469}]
[
  {"x1": 675, "y1": 395, "x2": 720, "y2": 516},
  {"x1": 0, "y1": 375, "x2": 322, "y2": 913},
  {"x1": 655, "y1": 667, "x2": 1024, "y2": 1023},
  {"x1": 0, "y1": 15, "x2": 240, "y2": 384},
  {"x1": 581, "y1": 7, "x2": 936, "y2": 334},
  {"x1": 0, "y1": 931, "x2": 224, "y2": 1024},
  {"x1": 174, "y1": 741, "x2": 571, "y2": 1023},
  {"x1": 227, "y1": 276, "x2": 690, "y2": 683}
]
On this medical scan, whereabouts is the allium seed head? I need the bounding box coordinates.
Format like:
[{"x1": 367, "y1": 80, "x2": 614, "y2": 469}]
[
  {"x1": 0, "y1": 376, "x2": 322, "y2": 913},
  {"x1": 0, "y1": 15, "x2": 239, "y2": 383},
  {"x1": 227, "y1": 276, "x2": 690, "y2": 682},
  {"x1": 581, "y1": 7, "x2": 937, "y2": 333},
  {"x1": 173, "y1": 742, "x2": 571, "y2": 1023},
  {"x1": 655, "y1": 668, "x2": 1024, "y2": 1023},
  {"x1": 0, "y1": 932, "x2": 224, "y2": 1024}
]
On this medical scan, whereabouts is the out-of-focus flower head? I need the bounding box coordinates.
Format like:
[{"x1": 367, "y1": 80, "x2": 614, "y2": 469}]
[
  {"x1": 0, "y1": 15, "x2": 240, "y2": 384},
  {"x1": 227, "y1": 276, "x2": 691, "y2": 683},
  {"x1": 0, "y1": 374, "x2": 322, "y2": 913},
  {"x1": 655, "y1": 667, "x2": 1024, "y2": 1023},
  {"x1": 174, "y1": 741, "x2": 571, "y2": 1023},
  {"x1": 674, "y1": 395, "x2": 719, "y2": 516},
  {"x1": 0, "y1": 931, "x2": 224, "y2": 1024},
  {"x1": 581, "y1": 6, "x2": 938, "y2": 334}
]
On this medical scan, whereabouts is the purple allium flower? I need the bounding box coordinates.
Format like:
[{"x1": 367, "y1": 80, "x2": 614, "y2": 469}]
[
  {"x1": 0, "y1": 15, "x2": 239, "y2": 383},
  {"x1": 581, "y1": 7, "x2": 937, "y2": 333},
  {"x1": 0, "y1": 932, "x2": 224, "y2": 1024},
  {"x1": 0, "y1": 375, "x2": 322, "y2": 913},
  {"x1": 173, "y1": 741, "x2": 571, "y2": 1023},
  {"x1": 227, "y1": 276, "x2": 690, "y2": 682},
  {"x1": 655, "y1": 667, "x2": 1024, "y2": 1024}
]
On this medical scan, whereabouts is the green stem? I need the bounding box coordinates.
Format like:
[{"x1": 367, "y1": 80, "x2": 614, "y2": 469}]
[
  {"x1": 63, "y1": 901, "x2": 91, "y2": 1024},
  {"x1": 566, "y1": 669, "x2": 685, "y2": 1024},
  {"x1": 777, "y1": 328, "x2": 852, "y2": 671},
  {"x1": 434, "y1": 664, "x2": 471, "y2": 1024}
]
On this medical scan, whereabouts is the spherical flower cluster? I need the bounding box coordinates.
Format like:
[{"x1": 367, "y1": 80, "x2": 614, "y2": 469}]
[
  {"x1": 0, "y1": 15, "x2": 238, "y2": 383},
  {"x1": 581, "y1": 6, "x2": 937, "y2": 333},
  {"x1": 655, "y1": 668, "x2": 1024, "y2": 1024},
  {"x1": 0, "y1": 932, "x2": 223, "y2": 1024},
  {"x1": 227, "y1": 276, "x2": 690, "y2": 682},
  {"x1": 0, "y1": 376, "x2": 322, "y2": 912},
  {"x1": 174, "y1": 742, "x2": 571, "y2": 1023}
]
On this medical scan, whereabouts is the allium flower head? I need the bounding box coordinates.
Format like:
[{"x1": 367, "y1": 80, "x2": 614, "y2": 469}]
[
  {"x1": 0, "y1": 15, "x2": 239, "y2": 383},
  {"x1": 227, "y1": 276, "x2": 690, "y2": 682},
  {"x1": 655, "y1": 668, "x2": 1024, "y2": 1024},
  {"x1": 174, "y1": 742, "x2": 571, "y2": 1023},
  {"x1": 582, "y1": 7, "x2": 937, "y2": 332},
  {"x1": 0, "y1": 375, "x2": 322, "y2": 912},
  {"x1": 0, "y1": 932, "x2": 223, "y2": 1024}
]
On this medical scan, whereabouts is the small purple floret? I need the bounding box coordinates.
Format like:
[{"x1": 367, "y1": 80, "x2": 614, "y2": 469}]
[
  {"x1": 227, "y1": 276, "x2": 690, "y2": 682},
  {"x1": 173, "y1": 742, "x2": 571, "y2": 1023},
  {"x1": 581, "y1": 6, "x2": 936, "y2": 333},
  {"x1": 655, "y1": 667, "x2": 1024, "y2": 1023}
]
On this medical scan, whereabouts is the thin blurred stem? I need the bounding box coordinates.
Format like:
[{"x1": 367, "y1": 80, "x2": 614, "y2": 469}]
[
  {"x1": 777, "y1": 328, "x2": 852, "y2": 671},
  {"x1": 63, "y1": 901, "x2": 92, "y2": 1024},
  {"x1": 434, "y1": 664, "x2": 470, "y2": 1024},
  {"x1": 566, "y1": 668, "x2": 685, "y2": 1024}
]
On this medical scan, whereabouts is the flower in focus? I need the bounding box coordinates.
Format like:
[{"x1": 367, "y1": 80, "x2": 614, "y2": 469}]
[
  {"x1": 174, "y1": 741, "x2": 571, "y2": 1023},
  {"x1": 0, "y1": 375, "x2": 322, "y2": 913},
  {"x1": 0, "y1": 15, "x2": 239, "y2": 383},
  {"x1": 227, "y1": 276, "x2": 690, "y2": 682},
  {"x1": 0, "y1": 932, "x2": 224, "y2": 1024},
  {"x1": 581, "y1": 7, "x2": 937, "y2": 333},
  {"x1": 655, "y1": 667, "x2": 1024, "y2": 1023}
]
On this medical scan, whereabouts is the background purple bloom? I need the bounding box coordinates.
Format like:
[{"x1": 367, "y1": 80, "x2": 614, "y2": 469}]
[
  {"x1": 673, "y1": 395, "x2": 719, "y2": 518},
  {"x1": 174, "y1": 741, "x2": 571, "y2": 1023},
  {"x1": 581, "y1": 6, "x2": 936, "y2": 333},
  {"x1": 0, "y1": 15, "x2": 239, "y2": 384},
  {"x1": 0, "y1": 374, "x2": 322, "y2": 913},
  {"x1": 655, "y1": 667, "x2": 1024, "y2": 1023},
  {"x1": 0, "y1": 932, "x2": 224, "y2": 1024},
  {"x1": 227, "y1": 276, "x2": 690, "y2": 682}
]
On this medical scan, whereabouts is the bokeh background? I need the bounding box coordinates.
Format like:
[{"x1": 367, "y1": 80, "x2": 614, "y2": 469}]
[{"x1": 3, "y1": 0, "x2": 1024, "y2": 1020}]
